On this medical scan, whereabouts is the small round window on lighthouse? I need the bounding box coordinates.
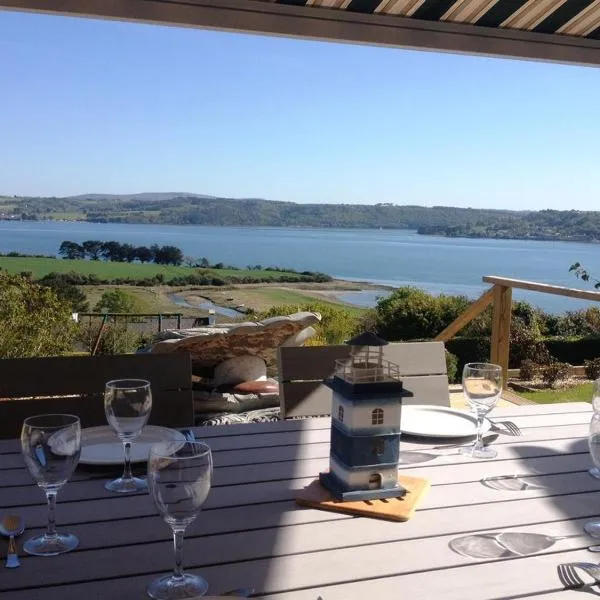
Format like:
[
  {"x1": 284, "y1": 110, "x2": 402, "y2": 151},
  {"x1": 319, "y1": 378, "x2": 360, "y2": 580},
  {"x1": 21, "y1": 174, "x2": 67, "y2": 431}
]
[{"x1": 372, "y1": 408, "x2": 384, "y2": 425}]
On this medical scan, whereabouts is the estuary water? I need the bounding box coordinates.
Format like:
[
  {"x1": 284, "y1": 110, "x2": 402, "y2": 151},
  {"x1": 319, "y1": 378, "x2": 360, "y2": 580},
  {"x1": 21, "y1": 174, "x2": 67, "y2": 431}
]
[{"x1": 1, "y1": 220, "x2": 598, "y2": 314}]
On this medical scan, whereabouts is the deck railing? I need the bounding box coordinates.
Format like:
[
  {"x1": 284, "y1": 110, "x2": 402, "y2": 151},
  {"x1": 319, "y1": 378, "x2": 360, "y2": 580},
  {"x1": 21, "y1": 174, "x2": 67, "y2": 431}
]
[{"x1": 434, "y1": 276, "x2": 600, "y2": 380}]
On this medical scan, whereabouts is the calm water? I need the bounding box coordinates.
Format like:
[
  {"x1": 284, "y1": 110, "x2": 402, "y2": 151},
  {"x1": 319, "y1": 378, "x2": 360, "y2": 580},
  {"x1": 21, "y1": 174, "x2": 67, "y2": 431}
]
[{"x1": 1, "y1": 220, "x2": 598, "y2": 314}]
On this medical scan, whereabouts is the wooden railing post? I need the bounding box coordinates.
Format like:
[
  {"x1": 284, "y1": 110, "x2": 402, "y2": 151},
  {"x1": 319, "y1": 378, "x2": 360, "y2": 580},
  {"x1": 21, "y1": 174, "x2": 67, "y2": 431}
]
[{"x1": 490, "y1": 284, "x2": 512, "y2": 382}]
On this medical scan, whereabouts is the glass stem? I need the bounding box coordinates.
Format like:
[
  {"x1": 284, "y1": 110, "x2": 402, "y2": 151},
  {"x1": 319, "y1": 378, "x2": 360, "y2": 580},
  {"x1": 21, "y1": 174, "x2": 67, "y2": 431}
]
[
  {"x1": 172, "y1": 528, "x2": 186, "y2": 580},
  {"x1": 122, "y1": 441, "x2": 133, "y2": 480},
  {"x1": 473, "y1": 413, "x2": 485, "y2": 451},
  {"x1": 46, "y1": 491, "x2": 57, "y2": 537}
]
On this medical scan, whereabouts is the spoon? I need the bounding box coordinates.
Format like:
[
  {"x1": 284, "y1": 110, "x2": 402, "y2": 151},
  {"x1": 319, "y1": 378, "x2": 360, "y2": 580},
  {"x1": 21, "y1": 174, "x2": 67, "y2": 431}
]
[{"x1": 0, "y1": 515, "x2": 25, "y2": 568}]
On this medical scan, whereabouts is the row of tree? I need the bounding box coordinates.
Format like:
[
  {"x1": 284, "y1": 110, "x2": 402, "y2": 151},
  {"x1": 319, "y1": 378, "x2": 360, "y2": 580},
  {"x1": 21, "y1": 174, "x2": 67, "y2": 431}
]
[{"x1": 58, "y1": 240, "x2": 184, "y2": 265}]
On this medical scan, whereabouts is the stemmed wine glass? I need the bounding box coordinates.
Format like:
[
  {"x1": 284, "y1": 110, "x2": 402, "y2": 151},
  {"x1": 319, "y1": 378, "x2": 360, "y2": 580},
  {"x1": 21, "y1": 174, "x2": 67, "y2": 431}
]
[
  {"x1": 21, "y1": 414, "x2": 81, "y2": 556},
  {"x1": 460, "y1": 362, "x2": 503, "y2": 459},
  {"x1": 589, "y1": 378, "x2": 600, "y2": 480},
  {"x1": 585, "y1": 378, "x2": 600, "y2": 536},
  {"x1": 104, "y1": 378, "x2": 152, "y2": 493},
  {"x1": 147, "y1": 441, "x2": 213, "y2": 600}
]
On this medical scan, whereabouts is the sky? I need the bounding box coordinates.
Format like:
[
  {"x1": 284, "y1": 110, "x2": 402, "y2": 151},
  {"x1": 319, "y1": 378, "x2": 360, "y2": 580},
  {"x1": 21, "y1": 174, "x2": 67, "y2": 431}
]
[{"x1": 1, "y1": 9, "x2": 600, "y2": 210}]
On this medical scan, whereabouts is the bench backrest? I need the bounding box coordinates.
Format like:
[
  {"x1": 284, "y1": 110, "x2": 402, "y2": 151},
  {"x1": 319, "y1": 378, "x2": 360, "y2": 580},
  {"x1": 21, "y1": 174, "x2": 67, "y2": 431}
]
[
  {"x1": 0, "y1": 353, "x2": 193, "y2": 438},
  {"x1": 278, "y1": 341, "x2": 449, "y2": 419}
]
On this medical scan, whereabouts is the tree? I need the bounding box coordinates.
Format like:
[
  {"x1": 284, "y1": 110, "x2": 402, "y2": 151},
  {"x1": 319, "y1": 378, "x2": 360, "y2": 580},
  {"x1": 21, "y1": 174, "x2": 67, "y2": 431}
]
[
  {"x1": 93, "y1": 289, "x2": 141, "y2": 313},
  {"x1": 82, "y1": 240, "x2": 103, "y2": 260},
  {"x1": 134, "y1": 246, "x2": 153, "y2": 263},
  {"x1": 58, "y1": 240, "x2": 85, "y2": 260},
  {"x1": 38, "y1": 273, "x2": 89, "y2": 312},
  {"x1": 0, "y1": 270, "x2": 76, "y2": 358}
]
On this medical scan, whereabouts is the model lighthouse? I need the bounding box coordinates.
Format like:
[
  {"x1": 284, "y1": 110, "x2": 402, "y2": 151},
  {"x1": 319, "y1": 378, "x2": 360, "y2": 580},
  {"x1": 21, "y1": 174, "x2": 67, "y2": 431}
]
[{"x1": 319, "y1": 332, "x2": 408, "y2": 501}]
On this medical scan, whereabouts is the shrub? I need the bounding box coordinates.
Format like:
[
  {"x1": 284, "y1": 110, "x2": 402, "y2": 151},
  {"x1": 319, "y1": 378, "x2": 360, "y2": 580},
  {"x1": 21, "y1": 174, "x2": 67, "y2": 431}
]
[
  {"x1": 0, "y1": 269, "x2": 76, "y2": 358},
  {"x1": 93, "y1": 289, "x2": 145, "y2": 313},
  {"x1": 585, "y1": 357, "x2": 600, "y2": 380},
  {"x1": 541, "y1": 361, "x2": 571, "y2": 388},
  {"x1": 256, "y1": 302, "x2": 361, "y2": 346},
  {"x1": 445, "y1": 351, "x2": 459, "y2": 383},
  {"x1": 371, "y1": 287, "x2": 475, "y2": 341},
  {"x1": 519, "y1": 359, "x2": 539, "y2": 381},
  {"x1": 76, "y1": 320, "x2": 144, "y2": 355}
]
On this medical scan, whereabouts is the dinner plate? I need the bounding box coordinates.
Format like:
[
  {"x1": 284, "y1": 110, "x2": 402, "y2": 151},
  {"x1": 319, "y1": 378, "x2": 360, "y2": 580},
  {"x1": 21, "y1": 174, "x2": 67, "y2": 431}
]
[
  {"x1": 400, "y1": 405, "x2": 491, "y2": 438},
  {"x1": 79, "y1": 426, "x2": 186, "y2": 465}
]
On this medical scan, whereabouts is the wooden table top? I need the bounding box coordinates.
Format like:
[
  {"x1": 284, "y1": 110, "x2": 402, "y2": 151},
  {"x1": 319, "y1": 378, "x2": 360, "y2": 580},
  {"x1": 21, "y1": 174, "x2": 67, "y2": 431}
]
[{"x1": 0, "y1": 402, "x2": 597, "y2": 599}]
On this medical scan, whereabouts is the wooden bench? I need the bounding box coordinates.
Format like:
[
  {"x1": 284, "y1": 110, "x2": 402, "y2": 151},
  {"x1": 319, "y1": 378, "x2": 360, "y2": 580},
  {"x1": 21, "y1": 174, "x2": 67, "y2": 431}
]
[
  {"x1": 278, "y1": 341, "x2": 449, "y2": 419},
  {"x1": 0, "y1": 353, "x2": 194, "y2": 438}
]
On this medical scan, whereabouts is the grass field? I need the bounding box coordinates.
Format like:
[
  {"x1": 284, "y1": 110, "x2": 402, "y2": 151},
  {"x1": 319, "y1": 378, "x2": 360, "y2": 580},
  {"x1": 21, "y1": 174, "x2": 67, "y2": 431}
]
[
  {"x1": 0, "y1": 256, "x2": 309, "y2": 281},
  {"x1": 519, "y1": 381, "x2": 593, "y2": 404}
]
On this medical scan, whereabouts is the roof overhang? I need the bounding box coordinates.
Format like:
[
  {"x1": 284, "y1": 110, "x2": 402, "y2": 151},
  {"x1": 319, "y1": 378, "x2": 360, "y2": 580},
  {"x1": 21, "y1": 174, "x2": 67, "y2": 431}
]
[{"x1": 2, "y1": 0, "x2": 600, "y2": 67}]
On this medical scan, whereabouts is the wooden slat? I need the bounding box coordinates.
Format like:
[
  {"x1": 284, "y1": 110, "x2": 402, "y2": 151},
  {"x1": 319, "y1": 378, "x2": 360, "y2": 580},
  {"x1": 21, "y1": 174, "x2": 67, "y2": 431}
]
[
  {"x1": 0, "y1": 402, "x2": 595, "y2": 599},
  {"x1": 0, "y1": 354, "x2": 194, "y2": 437},
  {"x1": 483, "y1": 275, "x2": 600, "y2": 303},
  {"x1": 435, "y1": 286, "x2": 494, "y2": 342}
]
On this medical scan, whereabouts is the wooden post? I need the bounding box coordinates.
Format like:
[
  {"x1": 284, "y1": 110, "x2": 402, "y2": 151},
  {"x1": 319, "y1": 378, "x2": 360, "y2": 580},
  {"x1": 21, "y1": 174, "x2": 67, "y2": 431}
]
[
  {"x1": 490, "y1": 284, "x2": 512, "y2": 382},
  {"x1": 158, "y1": 314, "x2": 163, "y2": 333},
  {"x1": 91, "y1": 314, "x2": 109, "y2": 357},
  {"x1": 177, "y1": 314, "x2": 182, "y2": 329}
]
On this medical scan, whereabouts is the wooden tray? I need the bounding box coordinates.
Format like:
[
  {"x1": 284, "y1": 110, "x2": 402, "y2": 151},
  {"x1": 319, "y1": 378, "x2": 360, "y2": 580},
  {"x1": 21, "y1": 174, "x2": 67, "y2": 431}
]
[{"x1": 296, "y1": 474, "x2": 429, "y2": 522}]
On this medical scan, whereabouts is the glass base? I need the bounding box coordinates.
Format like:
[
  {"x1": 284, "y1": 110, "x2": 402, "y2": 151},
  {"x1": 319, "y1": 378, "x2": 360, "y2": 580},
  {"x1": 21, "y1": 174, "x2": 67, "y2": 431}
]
[
  {"x1": 147, "y1": 573, "x2": 209, "y2": 599},
  {"x1": 460, "y1": 444, "x2": 498, "y2": 459},
  {"x1": 105, "y1": 476, "x2": 147, "y2": 493},
  {"x1": 585, "y1": 519, "x2": 600, "y2": 538},
  {"x1": 590, "y1": 467, "x2": 600, "y2": 479},
  {"x1": 24, "y1": 532, "x2": 79, "y2": 556}
]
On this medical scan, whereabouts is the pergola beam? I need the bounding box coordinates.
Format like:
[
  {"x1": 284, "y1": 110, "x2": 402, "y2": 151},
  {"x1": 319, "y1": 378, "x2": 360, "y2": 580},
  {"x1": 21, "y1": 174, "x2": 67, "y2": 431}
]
[{"x1": 2, "y1": 0, "x2": 600, "y2": 67}]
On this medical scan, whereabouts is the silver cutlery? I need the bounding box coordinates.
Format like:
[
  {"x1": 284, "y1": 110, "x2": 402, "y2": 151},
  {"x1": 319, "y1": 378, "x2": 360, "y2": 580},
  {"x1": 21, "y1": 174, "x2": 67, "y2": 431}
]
[
  {"x1": 480, "y1": 474, "x2": 548, "y2": 491},
  {"x1": 490, "y1": 420, "x2": 522, "y2": 436},
  {"x1": 181, "y1": 429, "x2": 196, "y2": 442},
  {"x1": 431, "y1": 433, "x2": 499, "y2": 451},
  {"x1": 557, "y1": 563, "x2": 585, "y2": 589},
  {"x1": 0, "y1": 515, "x2": 25, "y2": 568},
  {"x1": 558, "y1": 562, "x2": 600, "y2": 587}
]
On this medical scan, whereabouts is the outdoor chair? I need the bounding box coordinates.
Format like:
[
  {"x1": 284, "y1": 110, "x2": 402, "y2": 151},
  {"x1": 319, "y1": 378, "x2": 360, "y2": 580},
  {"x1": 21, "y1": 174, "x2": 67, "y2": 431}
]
[
  {"x1": 0, "y1": 353, "x2": 194, "y2": 439},
  {"x1": 278, "y1": 341, "x2": 449, "y2": 419}
]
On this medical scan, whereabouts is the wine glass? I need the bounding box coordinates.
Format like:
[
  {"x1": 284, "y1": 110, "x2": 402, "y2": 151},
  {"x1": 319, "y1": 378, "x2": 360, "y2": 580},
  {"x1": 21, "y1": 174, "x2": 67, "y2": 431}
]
[
  {"x1": 21, "y1": 414, "x2": 81, "y2": 556},
  {"x1": 460, "y1": 362, "x2": 503, "y2": 459},
  {"x1": 104, "y1": 378, "x2": 152, "y2": 493},
  {"x1": 585, "y1": 379, "x2": 600, "y2": 536},
  {"x1": 147, "y1": 441, "x2": 213, "y2": 600},
  {"x1": 589, "y1": 378, "x2": 600, "y2": 480}
]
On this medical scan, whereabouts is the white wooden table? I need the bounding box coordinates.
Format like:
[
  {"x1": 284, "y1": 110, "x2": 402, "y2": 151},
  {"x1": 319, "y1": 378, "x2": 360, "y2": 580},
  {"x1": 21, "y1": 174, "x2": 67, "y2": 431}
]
[{"x1": 0, "y1": 402, "x2": 598, "y2": 599}]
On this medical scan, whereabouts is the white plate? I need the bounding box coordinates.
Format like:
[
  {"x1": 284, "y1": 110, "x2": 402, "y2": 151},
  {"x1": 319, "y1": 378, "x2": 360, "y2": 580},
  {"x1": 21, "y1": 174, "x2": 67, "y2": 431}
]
[
  {"x1": 79, "y1": 426, "x2": 186, "y2": 465},
  {"x1": 400, "y1": 405, "x2": 491, "y2": 438}
]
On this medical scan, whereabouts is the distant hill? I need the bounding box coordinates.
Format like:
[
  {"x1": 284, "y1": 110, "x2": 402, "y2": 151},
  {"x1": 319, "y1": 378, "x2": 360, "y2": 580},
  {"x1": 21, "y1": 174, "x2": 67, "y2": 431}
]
[
  {"x1": 63, "y1": 192, "x2": 217, "y2": 202},
  {"x1": 1, "y1": 193, "x2": 599, "y2": 243}
]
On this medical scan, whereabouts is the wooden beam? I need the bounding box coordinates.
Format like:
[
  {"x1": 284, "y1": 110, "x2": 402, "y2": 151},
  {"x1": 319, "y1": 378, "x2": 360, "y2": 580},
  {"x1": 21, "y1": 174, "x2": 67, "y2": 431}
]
[
  {"x1": 435, "y1": 287, "x2": 494, "y2": 342},
  {"x1": 483, "y1": 275, "x2": 600, "y2": 303},
  {"x1": 2, "y1": 0, "x2": 600, "y2": 67},
  {"x1": 490, "y1": 284, "x2": 512, "y2": 383}
]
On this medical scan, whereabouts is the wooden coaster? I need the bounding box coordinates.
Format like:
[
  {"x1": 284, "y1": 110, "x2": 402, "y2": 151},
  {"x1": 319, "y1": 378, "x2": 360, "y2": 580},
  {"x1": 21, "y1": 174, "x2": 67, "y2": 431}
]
[{"x1": 296, "y1": 474, "x2": 430, "y2": 522}]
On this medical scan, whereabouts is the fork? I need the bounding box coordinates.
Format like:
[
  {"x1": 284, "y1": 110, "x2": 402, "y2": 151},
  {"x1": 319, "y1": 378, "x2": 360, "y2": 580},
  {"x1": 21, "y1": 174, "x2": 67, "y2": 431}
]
[
  {"x1": 557, "y1": 563, "x2": 585, "y2": 589},
  {"x1": 490, "y1": 420, "x2": 522, "y2": 436},
  {"x1": 558, "y1": 562, "x2": 600, "y2": 588}
]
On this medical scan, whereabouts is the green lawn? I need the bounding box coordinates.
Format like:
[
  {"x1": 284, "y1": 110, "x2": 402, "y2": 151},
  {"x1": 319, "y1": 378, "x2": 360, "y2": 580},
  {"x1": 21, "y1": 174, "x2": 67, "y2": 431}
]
[
  {"x1": 518, "y1": 381, "x2": 593, "y2": 404},
  {"x1": 0, "y1": 256, "x2": 307, "y2": 282}
]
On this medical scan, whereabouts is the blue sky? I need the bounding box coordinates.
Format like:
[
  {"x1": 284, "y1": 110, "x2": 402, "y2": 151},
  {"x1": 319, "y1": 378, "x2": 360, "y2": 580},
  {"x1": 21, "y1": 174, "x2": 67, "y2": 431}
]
[{"x1": 1, "y1": 9, "x2": 599, "y2": 209}]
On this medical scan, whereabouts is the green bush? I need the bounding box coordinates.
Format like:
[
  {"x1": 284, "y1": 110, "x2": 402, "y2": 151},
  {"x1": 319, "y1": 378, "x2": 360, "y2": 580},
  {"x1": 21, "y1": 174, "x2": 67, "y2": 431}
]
[
  {"x1": 371, "y1": 287, "x2": 476, "y2": 341},
  {"x1": 256, "y1": 302, "x2": 361, "y2": 346},
  {"x1": 585, "y1": 357, "x2": 600, "y2": 380},
  {"x1": 542, "y1": 361, "x2": 571, "y2": 388},
  {"x1": 445, "y1": 351, "x2": 459, "y2": 383},
  {"x1": 519, "y1": 359, "x2": 539, "y2": 380},
  {"x1": 0, "y1": 270, "x2": 76, "y2": 358},
  {"x1": 77, "y1": 320, "x2": 143, "y2": 355},
  {"x1": 93, "y1": 289, "x2": 145, "y2": 313}
]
